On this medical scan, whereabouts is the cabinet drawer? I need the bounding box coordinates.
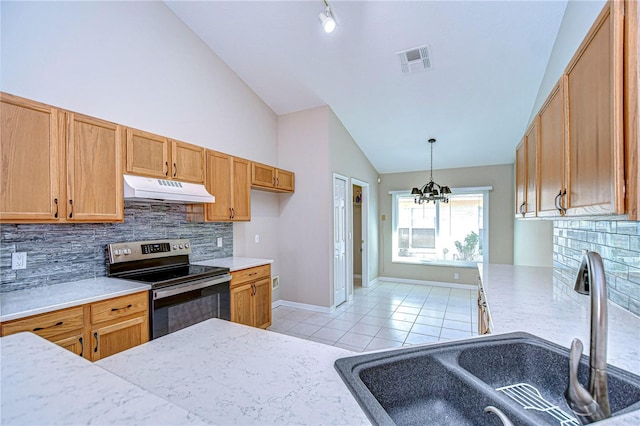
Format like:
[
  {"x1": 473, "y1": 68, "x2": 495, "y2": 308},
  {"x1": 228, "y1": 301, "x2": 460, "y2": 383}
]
[
  {"x1": 230, "y1": 264, "x2": 271, "y2": 287},
  {"x1": 1, "y1": 306, "x2": 84, "y2": 339},
  {"x1": 90, "y1": 291, "x2": 148, "y2": 325}
]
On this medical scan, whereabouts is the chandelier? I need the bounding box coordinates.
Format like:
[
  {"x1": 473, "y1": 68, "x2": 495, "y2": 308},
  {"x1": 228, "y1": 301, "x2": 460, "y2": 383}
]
[{"x1": 411, "y1": 138, "x2": 451, "y2": 204}]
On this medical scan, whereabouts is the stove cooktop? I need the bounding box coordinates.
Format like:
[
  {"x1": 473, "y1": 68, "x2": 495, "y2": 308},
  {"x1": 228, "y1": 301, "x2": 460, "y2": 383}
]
[{"x1": 117, "y1": 264, "x2": 229, "y2": 288}]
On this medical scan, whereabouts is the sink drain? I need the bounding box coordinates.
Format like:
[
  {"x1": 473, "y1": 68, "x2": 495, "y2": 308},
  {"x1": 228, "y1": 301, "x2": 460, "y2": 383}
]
[{"x1": 496, "y1": 383, "x2": 579, "y2": 426}]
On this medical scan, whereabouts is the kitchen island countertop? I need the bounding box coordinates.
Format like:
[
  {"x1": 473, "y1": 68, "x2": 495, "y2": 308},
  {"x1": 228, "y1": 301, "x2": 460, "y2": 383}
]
[{"x1": 478, "y1": 264, "x2": 640, "y2": 376}]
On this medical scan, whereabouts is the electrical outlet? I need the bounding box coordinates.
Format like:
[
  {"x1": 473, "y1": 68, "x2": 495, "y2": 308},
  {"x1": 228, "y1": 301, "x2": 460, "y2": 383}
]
[
  {"x1": 454, "y1": 272, "x2": 460, "y2": 280},
  {"x1": 217, "y1": 237, "x2": 223, "y2": 248},
  {"x1": 254, "y1": 234, "x2": 260, "y2": 243},
  {"x1": 12, "y1": 252, "x2": 27, "y2": 270}
]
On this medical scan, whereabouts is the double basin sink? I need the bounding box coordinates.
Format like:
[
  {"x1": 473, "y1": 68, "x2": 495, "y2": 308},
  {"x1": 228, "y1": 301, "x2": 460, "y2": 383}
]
[{"x1": 334, "y1": 333, "x2": 640, "y2": 425}]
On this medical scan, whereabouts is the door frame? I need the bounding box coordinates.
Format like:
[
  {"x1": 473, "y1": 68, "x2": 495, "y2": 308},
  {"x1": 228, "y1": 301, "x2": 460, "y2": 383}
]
[
  {"x1": 351, "y1": 178, "x2": 370, "y2": 289},
  {"x1": 333, "y1": 173, "x2": 349, "y2": 307}
]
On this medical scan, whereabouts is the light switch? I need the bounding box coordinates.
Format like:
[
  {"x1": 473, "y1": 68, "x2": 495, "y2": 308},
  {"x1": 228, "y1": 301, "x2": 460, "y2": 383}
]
[
  {"x1": 12, "y1": 252, "x2": 27, "y2": 270},
  {"x1": 217, "y1": 237, "x2": 223, "y2": 248},
  {"x1": 255, "y1": 234, "x2": 260, "y2": 243}
]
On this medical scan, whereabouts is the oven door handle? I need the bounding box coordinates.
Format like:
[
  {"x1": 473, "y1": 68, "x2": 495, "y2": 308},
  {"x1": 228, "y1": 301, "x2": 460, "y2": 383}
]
[{"x1": 153, "y1": 274, "x2": 232, "y2": 300}]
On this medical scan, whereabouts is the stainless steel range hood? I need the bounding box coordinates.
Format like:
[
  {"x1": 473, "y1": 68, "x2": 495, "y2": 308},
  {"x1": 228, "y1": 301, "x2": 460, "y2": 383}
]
[{"x1": 124, "y1": 174, "x2": 214, "y2": 204}]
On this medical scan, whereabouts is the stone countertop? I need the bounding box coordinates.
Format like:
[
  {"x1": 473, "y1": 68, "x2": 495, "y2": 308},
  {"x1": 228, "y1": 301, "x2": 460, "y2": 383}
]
[
  {"x1": 0, "y1": 278, "x2": 150, "y2": 322},
  {"x1": 0, "y1": 332, "x2": 209, "y2": 425},
  {"x1": 478, "y1": 264, "x2": 640, "y2": 375},
  {"x1": 194, "y1": 256, "x2": 273, "y2": 271},
  {"x1": 96, "y1": 319, "x2": 369, "y2": 425}
]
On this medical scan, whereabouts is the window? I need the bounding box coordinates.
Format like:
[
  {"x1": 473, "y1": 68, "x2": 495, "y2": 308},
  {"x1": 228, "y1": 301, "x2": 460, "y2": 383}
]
[{"x1": 391, "y1": 188, "x2": 490, "y2": 266}]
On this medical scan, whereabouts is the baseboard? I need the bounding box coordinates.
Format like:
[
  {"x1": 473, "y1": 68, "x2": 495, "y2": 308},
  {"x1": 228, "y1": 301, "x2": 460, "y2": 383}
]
[
  {"x1": 353, "y1": 274, "x2": 362, "y2": 279},
  {"x1": 272, "y1": 299, "x2": 333, "y2": 314},
  {"x1": 377, "y1": 276, "x2": 476, "y2": 291},
  {"x1": 365, "y1": 277, "x2": 379, "y2": 288}
]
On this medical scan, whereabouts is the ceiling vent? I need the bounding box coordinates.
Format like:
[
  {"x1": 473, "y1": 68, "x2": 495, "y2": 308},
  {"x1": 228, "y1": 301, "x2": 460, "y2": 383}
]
[{"x1": 397, "y1": 45, "x2": 431, "y2": 74}]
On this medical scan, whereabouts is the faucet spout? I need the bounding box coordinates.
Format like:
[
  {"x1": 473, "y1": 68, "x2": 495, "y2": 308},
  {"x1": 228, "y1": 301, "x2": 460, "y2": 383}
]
[{"x1": 566, "y1": 251, "x2": 610, "y2": 423}]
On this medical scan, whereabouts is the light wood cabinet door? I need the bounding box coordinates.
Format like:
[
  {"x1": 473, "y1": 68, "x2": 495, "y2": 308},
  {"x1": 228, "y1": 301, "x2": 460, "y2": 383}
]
[
  {"x1": 515, "y1": 139, "x2": 526, "y2": 217},
  {"x1": 0, "y1": 305, "x2": 89, "y2": 359},
  {"x1": 171, "y1": 139, "x2": 204, "y2": 184},
  {"x1": 251, "y1": 162, "x2": 276, "y2": 188},
  {"x1": 624, "y1": 0, "x2": 639, "y2": 220},
  {"x1": 0, "y1": 93, "x2": 62, "y2": 222},
  {"x1": 231, "y1": 157, "x2": 251, "y2": 220},
  {"x1": 523, "y1": 120, "x2": 538, "y2": 217},
  {"x1": 275, "y1": 169, "x2": 295, "y2": 192},
  {"x1": 126, "y1": 128, "x2": 170, "y2": 179},
  {"x1": 205, "y1": 150, "x2": 233, "y2": 220},
  {"x1": 564, "y1": 1, "x2": 624, "y2": 216},
  {"x1": 66, "y1": 113, "x2": 123, "y2": 222},
  {"x1": 90, "y1": 316, "x2": 148, "y2": 361},
  {"x1": 537, "y1": 80, "x2": 566, "y2": 217},
  {"x1": 230, "y1": 283, "x2": 254, "y2": 326},
  {"x1": 89, "y1": 292, "x2": 149, "y2": 361},
  {"x1": 253, "y1": 277, "x2": 272, "y2": 329}
]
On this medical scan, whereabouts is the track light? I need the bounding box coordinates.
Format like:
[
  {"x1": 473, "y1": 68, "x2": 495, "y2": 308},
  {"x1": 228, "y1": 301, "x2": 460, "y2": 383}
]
[{"x1": 319, "y1": 1, "x2": 336, "y2": 33}]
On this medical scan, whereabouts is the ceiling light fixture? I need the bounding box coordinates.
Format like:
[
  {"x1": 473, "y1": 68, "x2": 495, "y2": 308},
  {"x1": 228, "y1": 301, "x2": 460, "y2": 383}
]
[
  {"x1": 411, "y1": 138, "x2": 451, "y2": 204},
  {"x1": 318, "y1": 0, "x2": 336, "y2": 33}
]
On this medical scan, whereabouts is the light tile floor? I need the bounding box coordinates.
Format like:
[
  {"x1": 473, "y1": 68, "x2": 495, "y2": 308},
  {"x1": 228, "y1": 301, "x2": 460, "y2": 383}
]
[{"x1": 268, "y1": 279, "x2": 479, "y2": 352}]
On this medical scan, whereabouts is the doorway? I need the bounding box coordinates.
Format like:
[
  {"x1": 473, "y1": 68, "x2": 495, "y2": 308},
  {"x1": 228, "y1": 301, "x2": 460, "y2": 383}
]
[
  {"x1": 351, "y1": 178, "x2": 369, "y2": 289},
  {"x1": 333, "y1": 174, "x2": 348, "y2": 307}
]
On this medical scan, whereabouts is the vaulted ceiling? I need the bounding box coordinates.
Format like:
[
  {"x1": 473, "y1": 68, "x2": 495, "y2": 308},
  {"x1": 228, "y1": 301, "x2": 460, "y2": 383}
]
[{"x1": 166, "y1": 1, "x2": 568, "y2": 173}]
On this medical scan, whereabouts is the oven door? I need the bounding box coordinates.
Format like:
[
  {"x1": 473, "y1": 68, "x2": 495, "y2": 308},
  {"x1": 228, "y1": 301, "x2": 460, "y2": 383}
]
[{"x1": 150, "y1": 274, "x2": 231, "y2": 339}]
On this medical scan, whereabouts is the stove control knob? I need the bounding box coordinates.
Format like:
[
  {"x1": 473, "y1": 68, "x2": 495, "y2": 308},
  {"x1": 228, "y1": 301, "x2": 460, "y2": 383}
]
[
  {"x1": 179, "y1": 244, "x2": 184, "y2": 249},
  {"x1": 123, "y1": 248, "x2": 131, "y2": 255},
  {"x1": 184, "y1": 243, "x2": 190, "y2": 249},
  {"x1": 114, "y1": 249, "x2": 122, "y2": 256},
  {"x1": 173, "y1": 244, "x2": 178, "y2": 250}
]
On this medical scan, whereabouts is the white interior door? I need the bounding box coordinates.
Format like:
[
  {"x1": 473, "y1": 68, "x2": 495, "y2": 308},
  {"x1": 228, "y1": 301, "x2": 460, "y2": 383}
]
[{"x1": 334, "y1": 175, "x2": 347, "y2": 306}]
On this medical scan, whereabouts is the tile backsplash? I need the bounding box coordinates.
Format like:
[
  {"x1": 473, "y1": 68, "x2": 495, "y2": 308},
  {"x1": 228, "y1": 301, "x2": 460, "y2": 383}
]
[
  {"x1": 0, "y1": 201, "x2": 232, "y2": 293},
  {"x1": 553, "y1": 220, "x2": 640, "y2": 316}
]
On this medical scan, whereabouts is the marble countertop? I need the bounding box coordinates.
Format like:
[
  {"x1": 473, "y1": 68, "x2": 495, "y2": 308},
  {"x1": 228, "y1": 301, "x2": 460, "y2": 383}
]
[
  {"x1": 194, "y1": 256, "x2": 273, "y2": 271},
  {"x1": 0, "y1": 332, "x2": 209, "y2": 425},
  {"x1": 97, "y1": 319, "x2": 368, "y2": 425},
  {"x1": 0, "y1": 278, "x2": 150, "y2": 322},
  {"x1": 478, "y1": 264, "x2": 640, "y2": 375}
]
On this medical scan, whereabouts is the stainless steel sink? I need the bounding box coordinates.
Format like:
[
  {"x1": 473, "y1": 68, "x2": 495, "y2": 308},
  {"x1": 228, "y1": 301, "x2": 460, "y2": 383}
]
[{"x1": 334, "y1": 333, "x2": 640, "y2": 426}]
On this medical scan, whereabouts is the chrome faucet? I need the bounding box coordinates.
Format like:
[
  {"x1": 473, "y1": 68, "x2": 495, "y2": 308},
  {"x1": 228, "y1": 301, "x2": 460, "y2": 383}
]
[{"x1": 565, "y1": 251, "x2": 610, "y2": 424}]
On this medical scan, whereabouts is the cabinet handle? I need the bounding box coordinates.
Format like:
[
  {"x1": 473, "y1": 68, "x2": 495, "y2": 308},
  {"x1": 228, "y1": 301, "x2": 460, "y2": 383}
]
[
  {"x1": 173, "y1": 163, "x2": 177, "y2": 177},
  {"x1": 554, "y1": 190, "x2": 562, "y2": 212},
  {"x1": 68, "y1": 199, "x2": 73, "y2": 219},
  {"x1": 79, "y1": 336, "x2": 84, "y2": 357},
  {"x1": 54, "y1": 198, "x2": 59, "y2": 218},
  {"x1": 111, "y1": 304, "x2": 132, "y2": 312},
  {"x1": 251, "y1": 283, "x2": 256, "y2": 296},
  {"x1": 231, "y1": 207, "x2": 235, "y2": 219},
  {"x1": 33, "y1": 321, "x2": 63, "y2": 331},
  {"x1": 93, "y1": 332, "x2": 99, "y2": 353},
  {"x1": 518, "y1": 202, "x2": 525, "y2": 216},
  {"x1": 248, "y1": 272, "x2": 257, "y2": 276},
  {"x1": 165, "y1": 162, "x2": 169, "y2": 177},
  {"x1": 229, "y1": 208, "x2": 233, "y2": 219},
  {"x1": 560, "y1": 188, "x2": 567, "y2": 214},
  {"x1": 273, "y1": 177, "x2": 276, "y2": 186},
  {"x1": 276, "y1": 178, "x2": 279, "y2": 187}
]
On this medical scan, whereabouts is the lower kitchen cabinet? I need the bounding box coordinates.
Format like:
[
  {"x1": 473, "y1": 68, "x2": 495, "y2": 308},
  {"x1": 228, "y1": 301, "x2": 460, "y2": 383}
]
[
  {"x1": 0, "y1": 291, "x2": 149, "y2": 361},
  {"x1": 89, "y1": 292, "x2": 149, "y2": 361},
  {"x1": 230, "y1": 264, "x2": 272, "y2": 329}
]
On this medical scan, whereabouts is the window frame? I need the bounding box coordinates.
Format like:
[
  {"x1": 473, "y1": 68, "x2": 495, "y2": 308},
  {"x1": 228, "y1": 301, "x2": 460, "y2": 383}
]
[{"x1": 390, "y1": 186, "x2": 492, "y2": 268}]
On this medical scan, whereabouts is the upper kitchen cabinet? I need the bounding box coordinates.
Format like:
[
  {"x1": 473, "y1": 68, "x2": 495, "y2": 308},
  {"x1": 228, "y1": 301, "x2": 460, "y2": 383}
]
[
  {"x1": 251, "y1": 162, "x2": 295, "y2": 193},
  {"x1": 171, "y1": 139, "x2": 205, "y2": 184},
  {"x1": 537, "y1": 80, "x2": 566, "y2": 217},
  {"x1": 126, "y1": 128, "x2": 170, "y2": 179},
  {"x1": 66, "y1": 113, "x2": 124, "y2": 222},
  {"x1": 563, "y1": 0, "x2": 625, "y2": 216},
  {"x1": 515, "y1": 120, "x2": 537, "y2": 218},
  {"x1": 0, "y1": 93, "x2": 124, "y2": 223},
  {"x1": 624, "y1": 0, "x2": 639, "y2": 220},
  {"x1": 203, "y1": 150, "x2": 251, "y2": 221},
  {"x1": 1, "y1": 93, "x2": 62, "y2": 222},
  {"x1": 125, "y1": 128, "x2": 204, "y2": 184}
]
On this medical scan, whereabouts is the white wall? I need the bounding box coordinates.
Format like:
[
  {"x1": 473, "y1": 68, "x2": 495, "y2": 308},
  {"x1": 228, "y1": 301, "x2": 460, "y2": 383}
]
[
  {"x1": 277, "y1": 107, "x2": 332, "y2": 307},
  {"x1": 379, "y1": 164, "x2": 514, "y2": 285},
  {"x1": 1, "y1": 1, "x2": 282, "y2": 276},
  {"x1": 277, "y1": 106, "x2": 379, "y2": 308},
  {"x1": 513, "y1": 220, "x2": 554, "y2": 267},
  {"x1": 528, "y1": 0, "x2": 607, "y2": 123}
]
